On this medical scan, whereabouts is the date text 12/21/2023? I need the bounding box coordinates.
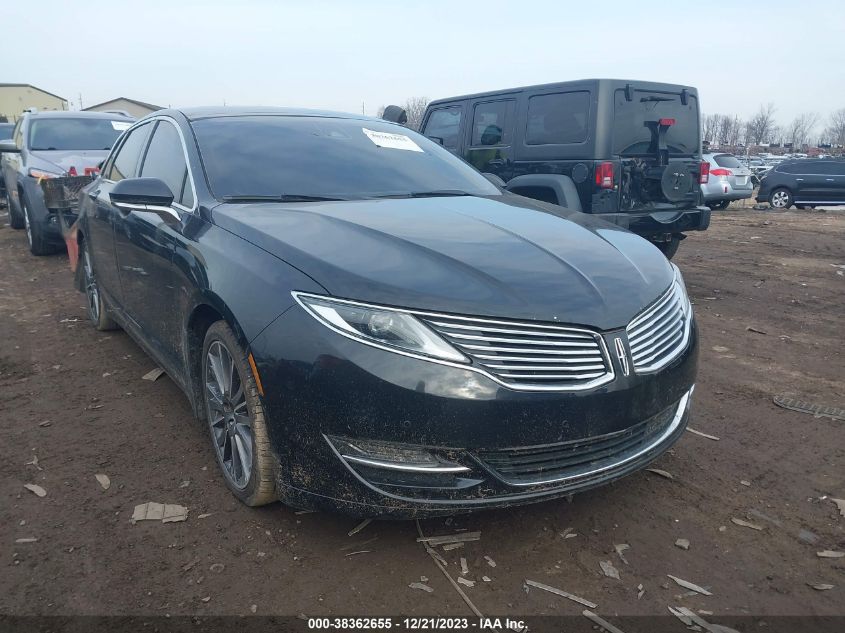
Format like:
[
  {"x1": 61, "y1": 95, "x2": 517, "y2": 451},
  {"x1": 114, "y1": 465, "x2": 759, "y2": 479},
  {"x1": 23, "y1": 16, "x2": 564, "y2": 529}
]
[{"x1": 307, "y1": 618, "x2": 527, "y2": 631}]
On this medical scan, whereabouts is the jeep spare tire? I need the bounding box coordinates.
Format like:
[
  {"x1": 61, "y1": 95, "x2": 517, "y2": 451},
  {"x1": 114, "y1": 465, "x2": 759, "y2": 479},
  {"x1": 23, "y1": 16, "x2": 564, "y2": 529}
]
[{"x1": 660, "y1": 166, "x2": 695, "y2": 203}]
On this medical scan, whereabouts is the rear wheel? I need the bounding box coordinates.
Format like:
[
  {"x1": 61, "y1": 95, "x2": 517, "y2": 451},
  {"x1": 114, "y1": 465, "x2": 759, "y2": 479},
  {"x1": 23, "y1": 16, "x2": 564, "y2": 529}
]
[
  {"x1": 5, "y1": 190, "x2": 24, "y2": 229},
  {"x1": 707, "y1": 200, "x2": 730, "y2": 210},
  {"x1": 654, "y1": 235, "x2": 681, "y2": 259},
  {"x1": 202, "y1": 321, "x2": 276, "y2": 506},
  {"x1": 82, "y1": 240, "x2": 118, "y2": 331},
  {"x1": 769, "y1": 188, "x2": 793, "y2": 210}
]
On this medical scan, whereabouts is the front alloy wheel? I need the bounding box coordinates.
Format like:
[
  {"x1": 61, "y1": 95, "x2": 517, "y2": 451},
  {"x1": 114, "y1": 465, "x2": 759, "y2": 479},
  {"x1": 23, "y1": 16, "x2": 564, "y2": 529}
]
[
  {"x1": 82, "y1": 241, "x2": 117, "y2": 331},
  {"x1": 202, "y1": 321, "x2": 276, "y2": 506},
  {"x1": 769, "y1": 188, "x2": 792, "y2": 209}
]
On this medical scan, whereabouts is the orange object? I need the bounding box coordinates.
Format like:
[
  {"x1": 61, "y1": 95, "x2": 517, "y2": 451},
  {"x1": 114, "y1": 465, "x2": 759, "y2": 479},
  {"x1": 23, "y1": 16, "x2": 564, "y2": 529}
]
[{"x1": 247, "y1": 353, "x2": 265, "y2": 397}]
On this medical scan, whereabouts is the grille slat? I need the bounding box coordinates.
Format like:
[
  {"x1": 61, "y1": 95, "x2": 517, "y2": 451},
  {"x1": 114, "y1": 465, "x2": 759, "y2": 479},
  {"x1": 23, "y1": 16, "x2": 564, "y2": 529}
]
[
  {"x1": 421, "y1": 313, "x2": 612, "y2": 391},
  {"x1": 626, "y1": 282, "x2": 690, "y2": 373}
]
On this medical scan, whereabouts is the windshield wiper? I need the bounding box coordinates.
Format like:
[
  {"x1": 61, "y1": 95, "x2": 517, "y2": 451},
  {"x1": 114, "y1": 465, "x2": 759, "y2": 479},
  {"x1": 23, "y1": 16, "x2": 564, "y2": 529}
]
[
  {"x1": 371, "y1": 190, "x2": 476, "y2": 199},
  {"x1": 221, "y1": 194, "x2": 347, "y2": 203},
  {"x1": 640, "y1": 96, "x2": 675, "y2": 103}
]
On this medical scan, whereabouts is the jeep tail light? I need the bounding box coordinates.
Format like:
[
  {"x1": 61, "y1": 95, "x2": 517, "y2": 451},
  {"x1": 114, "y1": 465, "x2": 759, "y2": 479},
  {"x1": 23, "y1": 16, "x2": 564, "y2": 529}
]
[
  {"x1": 699, "y1": 162, "x2": 710, "y2": 184},
  {"x1": 710, "y1": 168, "x2": 733, "y2": 178},
  {"x1": 68, "y1": 166, "x2": 78, "y2": 177},
  {"x1": 595, "y1": 162, "x2": 614, "y2": 189},
  {"x1": 659, "y1": 118, "x2": 676, "y2": 126}
]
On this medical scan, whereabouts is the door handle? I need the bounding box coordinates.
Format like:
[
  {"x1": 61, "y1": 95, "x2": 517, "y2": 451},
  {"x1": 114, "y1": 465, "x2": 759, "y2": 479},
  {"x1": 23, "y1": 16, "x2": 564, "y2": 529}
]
[
  {"x1": 795, "y1": 178, "x2": 803, "y2": 181},
  {"x1": 825, "y1": 178, "x2": 835, "y2": 181},
  {"x1": 487, "y1": 158, "x2": 506, "y2": 167}
]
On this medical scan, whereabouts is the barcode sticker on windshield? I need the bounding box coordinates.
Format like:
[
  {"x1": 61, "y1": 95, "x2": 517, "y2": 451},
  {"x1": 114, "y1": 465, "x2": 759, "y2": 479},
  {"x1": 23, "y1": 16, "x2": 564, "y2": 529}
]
[
  {"x1": 362, "y1": 128, "x2": 423, "y2": 152},
  {"x1": 111, "y1": 121, "x2": 132, "y2": 131}
]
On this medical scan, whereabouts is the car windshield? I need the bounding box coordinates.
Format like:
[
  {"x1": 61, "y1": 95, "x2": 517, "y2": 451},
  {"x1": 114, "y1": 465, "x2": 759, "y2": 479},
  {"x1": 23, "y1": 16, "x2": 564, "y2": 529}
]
[
  {"x1": 28, "y1": 118, "x2": 130, "y2": 151},
  {"x1": 0, "y1": 123, "x2": 13, "y2": 139},
  {"x1": 191, "y1": 115, "x2": 501, "y2": 201},
  {"x1": 714, "y1": 154, "x2": 742, "y2": 168},
  {"x1": 613, "y1": 89, "x2": 700, "y2": 157}
]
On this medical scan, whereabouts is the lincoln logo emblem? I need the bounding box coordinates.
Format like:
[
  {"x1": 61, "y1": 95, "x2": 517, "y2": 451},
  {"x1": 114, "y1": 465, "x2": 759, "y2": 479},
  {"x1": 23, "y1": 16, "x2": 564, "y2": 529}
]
[{"x1": 614, "y1": 337, "x2": 630, "y2": 376}]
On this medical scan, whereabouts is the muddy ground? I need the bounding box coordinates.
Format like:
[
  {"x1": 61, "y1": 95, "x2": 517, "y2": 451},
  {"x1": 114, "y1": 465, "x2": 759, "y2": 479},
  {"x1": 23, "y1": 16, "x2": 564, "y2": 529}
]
[{"x1": 1, "y1": 207, "x2": 843, "y2": 629}]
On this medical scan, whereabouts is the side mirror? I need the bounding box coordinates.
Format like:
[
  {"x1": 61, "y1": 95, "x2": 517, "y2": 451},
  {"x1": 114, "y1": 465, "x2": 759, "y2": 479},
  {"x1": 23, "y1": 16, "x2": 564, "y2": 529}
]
[
  {"x1": 0, "y1": 139, "x2": 20, "y2": 153},
  {"x1": 110, "y1": 177, "x2": 179, "y2": 224},
  {"x1": 426, "y1": 136, "x2": 444, "y2": 146},
  {"x1": 381, "y1": 105, "x2": 408, "y2": 125}
]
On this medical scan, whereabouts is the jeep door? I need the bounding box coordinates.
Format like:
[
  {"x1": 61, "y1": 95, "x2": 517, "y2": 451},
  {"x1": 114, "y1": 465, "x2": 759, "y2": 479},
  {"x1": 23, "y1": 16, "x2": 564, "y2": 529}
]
[
  {"x1": 464, "y1": 99, "x2": 515, "y2": 181},
  {"x1": 420, "y1": 104, "x2": 465, "y2": 157}
]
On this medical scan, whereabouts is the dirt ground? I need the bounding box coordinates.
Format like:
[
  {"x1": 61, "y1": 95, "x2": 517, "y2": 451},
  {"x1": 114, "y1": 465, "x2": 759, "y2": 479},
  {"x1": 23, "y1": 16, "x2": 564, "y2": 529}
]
[{"x1": 1, "y1": 206, "x2": 843, "y2": 630}]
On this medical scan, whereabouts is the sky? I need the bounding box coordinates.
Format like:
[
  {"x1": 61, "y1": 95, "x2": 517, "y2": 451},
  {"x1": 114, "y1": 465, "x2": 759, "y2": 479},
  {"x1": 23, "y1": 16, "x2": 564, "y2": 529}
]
[{"x1": 6, "y1": 0, "x2": 845, "y2": 128}]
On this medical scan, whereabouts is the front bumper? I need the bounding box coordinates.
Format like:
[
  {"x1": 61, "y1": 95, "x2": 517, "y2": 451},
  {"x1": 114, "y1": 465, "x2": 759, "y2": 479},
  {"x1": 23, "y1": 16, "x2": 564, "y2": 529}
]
[
  {"x1": 21, "y1": 177, "x2": 70, "y2": 243},
  {"x1": 249, "y1": 305, "x2": 698, "y2": 517},
  {"x1": 592, "y1": 207, "x2": 711, "y2": 237}
]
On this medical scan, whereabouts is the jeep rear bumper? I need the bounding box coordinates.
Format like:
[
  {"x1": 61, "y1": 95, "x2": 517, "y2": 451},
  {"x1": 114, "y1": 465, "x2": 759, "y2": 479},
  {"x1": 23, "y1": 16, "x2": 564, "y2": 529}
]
[{"x1": 592, "y1": 206, "x2": 711, "y2": 238}]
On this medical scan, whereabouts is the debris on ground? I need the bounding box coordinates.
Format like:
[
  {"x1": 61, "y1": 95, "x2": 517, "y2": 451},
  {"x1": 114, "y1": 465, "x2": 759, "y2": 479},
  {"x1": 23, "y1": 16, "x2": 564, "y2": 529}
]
[
  {"x1": 15, "y1": 537, "x2": 39, "y2": 544},
  {"x1": 798, "y1": 529, "x2": 820, "y2": 545},
  {"x1": 417, "y1": 531, "x2": 481, "y2": 546},
  {"x1": 201, "y1": 596, "x2": 211, "y2": 603},
  {"x1": 712, "y1": 345, "x2": 730, "y2": 353},
  {"x1": 599, "y1": 560, "x2": 620, "y2": 580},
  {"x1": 38, "y1": 420, "x2": 51, "y2": 427},
  {"x1": 482, "y1": 576, "x2": 491, "y2": 582},
  {"x1": 408, "y1": 582, "x2": 433, "y2": 593},
  {"x1": 442, "y1": 542, "x2": 464, "y2": 551},
  {"x1": 582, "y1": 610, "x2": 626, "y2": 633},
  {"x1": 23, "y1": 484, "x2": 47, "y2": 498},
  {"x1": 559, "y1": 527, "x2": 577, "y2": 539},
  {"x1": 687, "y1": 428, "x2": 720, "y2": 441},
  {"x1": 645, "y1": 468, "x2": 674, "y2": 480},
  {"x1": 816, "y1": 550, "x2": 844, "y2": 558},
  {"x1": 456, "y1": 577, "x2": 475, "y2": 587},
  {"x1": 731, "y1": 517, "x2": 763, "y2": 531},
  {"x1": 740, "y1": 480, "x2": 751, "y2": 487},
  {"x1": 484, "y1": 555, "x2": 496, "y2": 568},
  {"x1": 524, "y1": 579, "x2": 597, "y2": 609},
  {"x1": 344, "y1": 550, "x2": 370, "y2": 557},
  {"x1": 829, "y1": 498, "x2": 845, "y2": 517},
  {"x1": 667, "y1": 574, "x2": 712, "y2": 596},
  {"x1": 142, "y1": 368, "x2": 166, "y2": 381},
  {"x1": 746, "y1": 326, "x2": 768, "y2": 335},
  {"x1": 675, "y1": 539, "x2": 690, "y2": 550},
  {"x1": 637, "y1": 584, "x2": 644, "y2": 599},
  {"x1": 808, "y1": 583, "x2": 834, "y2": 591},
  {"x1": 250, "y1": 604, "x2": 258, "y2": 613},
  {"x1": 95, "y1": 474, "x2": 110, "y2": 490},
  {"x1": 347, "y1": 519, "x2": 371, "y2": 536},
  {"x1": 131, "y1": 502, "x2": 188, "y2": 524},
  {"x1": 197, "y1": 513, "x2": 213, "y2": 519},
  {"x1": 181, "y1": 559, "x2": 199, "y2": 572},
  {"x1": 772, "y1": 395, "x2": 845, "y2": 422},
  {"x1": 209, "y1": 563, "x2": 225, "y2": 573},
  {"x1": 460, "y1": 558, "x2": 469, "y2": 575},
  {"x1": 614, "y1": 543, "x2": 630, "y2": 565},
  {"x1": 25, "y1": 455, "x2": 42, "y2": 470}
]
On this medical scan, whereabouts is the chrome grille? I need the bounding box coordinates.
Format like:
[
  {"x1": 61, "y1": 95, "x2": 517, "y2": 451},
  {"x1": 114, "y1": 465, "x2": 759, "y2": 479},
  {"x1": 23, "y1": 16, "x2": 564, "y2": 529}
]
[
  {"x1": 420, "y1": 314, "x2": 613, "y2": 391},
  {"x1": 626, "y1": 282, "x2": 690, "y2": 373}
]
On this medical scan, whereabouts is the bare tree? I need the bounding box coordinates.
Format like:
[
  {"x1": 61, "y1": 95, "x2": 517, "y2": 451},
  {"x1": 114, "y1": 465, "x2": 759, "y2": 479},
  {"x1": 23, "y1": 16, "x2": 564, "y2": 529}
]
[
  {"x1": 702, "y1": 113, "x2": 720, "y2": 144},
  {"x1": 824, "y1": 108, "x2": 845, "y2": 147},
  {"x1": 401, "y1": 96, "x2": 429, "y2": 131},
  {"x1": 746, "y1": 103, "x2": 777, "y2": 145},
  {"x1": 785, "y1": 112, "x2": 819, "y2": 149}
]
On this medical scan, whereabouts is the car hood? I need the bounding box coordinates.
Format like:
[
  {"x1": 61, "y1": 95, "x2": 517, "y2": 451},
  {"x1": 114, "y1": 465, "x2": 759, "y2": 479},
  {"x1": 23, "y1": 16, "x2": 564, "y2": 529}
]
[
  {"x1": 212, "y1": 194, "x2": 674, "y2": 330},
  {"x1": 29, "y1": 149, "x2": 110, "y2": 175}
]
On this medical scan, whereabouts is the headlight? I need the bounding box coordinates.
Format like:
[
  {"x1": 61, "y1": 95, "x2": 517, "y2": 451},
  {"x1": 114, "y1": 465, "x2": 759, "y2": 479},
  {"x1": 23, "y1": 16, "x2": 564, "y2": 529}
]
[
  {"x1": 29, "y1": 168, "x2": 63, "y2": 179},
  {"x1": 293, "y1": 292, "x2": 468, "y2": 363},
  {"x1": 671, "y1": 263, "x2": 692, "y2": 317}
]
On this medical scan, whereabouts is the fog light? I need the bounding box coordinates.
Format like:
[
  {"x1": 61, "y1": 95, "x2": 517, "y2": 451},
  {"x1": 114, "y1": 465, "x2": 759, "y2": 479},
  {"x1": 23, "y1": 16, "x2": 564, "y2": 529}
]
[{"x1": 326, "y1": 435, "x2": 469, "y2": 473}]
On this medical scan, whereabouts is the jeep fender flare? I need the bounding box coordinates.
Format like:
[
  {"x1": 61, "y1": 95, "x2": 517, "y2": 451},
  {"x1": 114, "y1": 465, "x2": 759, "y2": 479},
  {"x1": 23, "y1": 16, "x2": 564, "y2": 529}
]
[{"x1": 504, "y1": 174, "x2": 583, "y2": 213}]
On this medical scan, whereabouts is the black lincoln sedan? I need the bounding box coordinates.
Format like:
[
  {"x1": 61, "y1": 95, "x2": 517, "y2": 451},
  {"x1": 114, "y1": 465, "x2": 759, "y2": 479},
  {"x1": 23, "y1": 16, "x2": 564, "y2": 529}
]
[{"x1": 74, "y1": 107, "x2": 697, "y2": 517}]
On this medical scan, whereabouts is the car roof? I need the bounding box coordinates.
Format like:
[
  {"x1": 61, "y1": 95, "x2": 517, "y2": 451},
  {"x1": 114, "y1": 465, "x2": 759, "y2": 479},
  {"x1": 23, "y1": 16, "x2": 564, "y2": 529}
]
[
  {"x1": 23, "y1": 110, "x2": 134, "y2": 121},
  {"x1": 427, "y1": 78, "x2": 698, "y2": 106},
  {"x1": 169, "y1": 106, "x2": 376, "y2": 122}
]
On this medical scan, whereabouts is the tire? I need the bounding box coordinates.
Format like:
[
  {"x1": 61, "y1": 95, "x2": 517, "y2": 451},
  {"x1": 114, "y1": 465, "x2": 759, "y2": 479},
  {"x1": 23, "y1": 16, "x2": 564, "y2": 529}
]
[
  {"x1": 654, "y1": 235, "x2": 681, "y2": 260},
  {"x1": 6, "y1": 190, "x2": 24, "y2": 229},
  {"x1": 769, "y1": 187, "x2": 793, "y2": 210},
  {"x1": 81, "y1": 239, "x2": 119, "y2": 331},
  {"x1": 22, "y1": 194, "x2": 57, "y2": 255},
  {"x1": 202, "y1": 321, "x2": 276, "y2": 506},
  {"x1": 707, "y1": 200, "x2": 729, "y2": 210}
]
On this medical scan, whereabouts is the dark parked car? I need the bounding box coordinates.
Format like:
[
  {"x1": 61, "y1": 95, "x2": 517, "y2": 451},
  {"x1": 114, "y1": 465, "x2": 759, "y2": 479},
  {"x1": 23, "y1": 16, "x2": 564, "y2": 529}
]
[
  {"x1": 757, "y1": 159, "x2": 845, "y2": 209},
  {"x1": 73, "y1": 107, "x2": 697, "y2": 517},
  {"x1": 0, "y1": 122, "x2": 14, "y2": 202},
  {"x1": 0, "y1": 110, "x2": 134, "y2": 254},
  {"x1": 409, "y1": 79, "x2": 711, "y2": 259}
]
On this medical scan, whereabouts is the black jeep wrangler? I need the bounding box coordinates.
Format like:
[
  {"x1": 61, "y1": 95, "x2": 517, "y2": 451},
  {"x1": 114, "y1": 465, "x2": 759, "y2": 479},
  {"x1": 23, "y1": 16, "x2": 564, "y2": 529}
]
[{"x1": 388, "y1": 79, "x2": 710, "y2": 258}]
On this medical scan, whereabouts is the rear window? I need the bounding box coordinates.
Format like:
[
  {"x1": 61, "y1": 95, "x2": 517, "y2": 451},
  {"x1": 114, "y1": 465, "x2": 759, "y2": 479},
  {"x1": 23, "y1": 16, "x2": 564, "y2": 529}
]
[
  {"x1": 192, "y1": 116, "x2": 500, "y2": 200},
  {"x1": 613, "y1": 89, "x2": 699, "y2": 156},
  {"x1": 525, "y1": 92, "x2": 590, "y2": 145},
  {"x1": 422, "y1": 107, "x2": 462, "y2": 149},
  {"x1": 714, "y1": 154, "x2": 742, "y2": 168},
  {"x1": 28, "y1": 117, "x2": 131, "y2": 151}
]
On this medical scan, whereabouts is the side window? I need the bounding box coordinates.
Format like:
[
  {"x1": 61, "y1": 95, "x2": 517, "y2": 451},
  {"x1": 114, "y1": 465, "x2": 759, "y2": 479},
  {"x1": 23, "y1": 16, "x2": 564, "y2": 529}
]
[
  {"x1": 525, "y1": 91, "x2": 590, "y2": 145},
  {"x1": 817, "y1": 161, "x2": 845, "y2": 175},
  {"x1": 108, "y1": 123, "x2": 153, "y2": 181},
  {"x1": 422, "y1": 107, "x2": 462, "y2": 149},
  {"x1": 140, "y1": 121, "x2": 193, "y2": 207},
  {"x1": 777, "y1": 163, "x2": 799, "y2": 174},
  {"x1": 471, "y1": 100, "x2": 512, "y2": 146}
]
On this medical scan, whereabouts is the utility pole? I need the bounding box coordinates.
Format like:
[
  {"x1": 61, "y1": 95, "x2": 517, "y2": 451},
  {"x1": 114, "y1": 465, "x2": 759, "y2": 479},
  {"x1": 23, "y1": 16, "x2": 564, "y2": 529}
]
[
  {"x1": 362, "y1": 101, "x2": 365, "y2": 115},
  {"x1": 78, "y1": 93, "x2": 83, "y2": 110}
]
